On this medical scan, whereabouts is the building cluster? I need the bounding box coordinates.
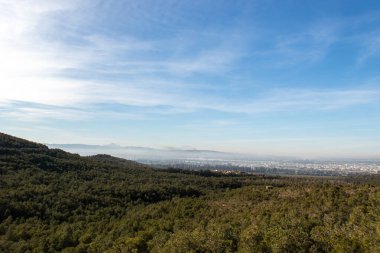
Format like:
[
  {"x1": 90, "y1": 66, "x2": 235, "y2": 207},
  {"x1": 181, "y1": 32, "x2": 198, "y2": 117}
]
[{"x1": 141, "y1": 158, "x2": 380, "y2": 175}]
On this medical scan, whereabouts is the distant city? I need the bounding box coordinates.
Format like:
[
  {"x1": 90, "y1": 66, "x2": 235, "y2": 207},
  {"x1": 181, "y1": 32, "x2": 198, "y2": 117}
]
[
  {"x1": 49, "y1": 143, "x2": 380, "y2": 176},
  {"x1": 141, "y1": 158, "x2": 380, "y2": 176}
]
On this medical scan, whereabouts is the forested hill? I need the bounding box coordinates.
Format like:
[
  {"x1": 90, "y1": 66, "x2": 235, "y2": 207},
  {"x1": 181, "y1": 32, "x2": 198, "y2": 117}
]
[
  {"x1": 0, "y1": 132, "x2": 151, "y2": 173},
  {"x1": 0, "y1": 132, "x2": 47, "y2": 149},
  {"x1": 0, "y1": 133, "x2": 380, "y2": 252}
]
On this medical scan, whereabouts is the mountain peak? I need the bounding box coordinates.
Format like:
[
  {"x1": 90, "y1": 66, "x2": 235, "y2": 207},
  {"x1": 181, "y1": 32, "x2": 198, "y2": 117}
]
[{"x1": 104, "y1": 143, "x2": 122, "y2": 148}]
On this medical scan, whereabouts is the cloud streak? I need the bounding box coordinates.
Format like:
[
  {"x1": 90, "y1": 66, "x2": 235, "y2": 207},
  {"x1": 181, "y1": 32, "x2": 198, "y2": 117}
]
[
  {"x1": 2, "y1": 85, "x2": 379, "y2": 122},
  {"x1": 253, "y1": 20, "x2": 341, "y2": 67}
]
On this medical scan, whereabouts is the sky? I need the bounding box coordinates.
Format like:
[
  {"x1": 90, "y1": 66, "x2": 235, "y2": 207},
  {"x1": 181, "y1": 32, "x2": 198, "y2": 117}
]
[{"x1": 1, "y1": 0, "x2": 380, "y2": 159}]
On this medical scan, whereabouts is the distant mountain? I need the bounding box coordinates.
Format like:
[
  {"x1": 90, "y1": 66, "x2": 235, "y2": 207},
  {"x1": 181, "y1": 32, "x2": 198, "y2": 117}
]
[
  {"x1": 48, "y1": 143, "x2": 106, "y2": 149},
  {"x1": 48, "y1": 143, "x2": 225, "y2": 153},
  {"x1": 48, "y1": 143, "x2": 157, "y2": 151},
  {"x1": 47, "y1": 142, "x2": 294, "y2": 162},
  {"x1": 47, "y1": 143, "x2": 236, "y2": 161}
]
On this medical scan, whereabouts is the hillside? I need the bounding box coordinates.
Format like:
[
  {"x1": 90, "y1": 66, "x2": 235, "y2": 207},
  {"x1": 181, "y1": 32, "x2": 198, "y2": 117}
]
[{"x1": 0, "y1": 133, "x2": 380, "y2": 252}]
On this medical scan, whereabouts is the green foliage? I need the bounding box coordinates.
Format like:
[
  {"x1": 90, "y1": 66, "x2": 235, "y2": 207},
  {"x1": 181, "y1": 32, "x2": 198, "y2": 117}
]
[{"x1": 0, "y1": 132, "x2": 380, "y2": 252}]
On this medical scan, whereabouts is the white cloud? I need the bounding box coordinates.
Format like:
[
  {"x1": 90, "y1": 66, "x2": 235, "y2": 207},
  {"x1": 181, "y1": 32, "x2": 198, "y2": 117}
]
[
  {"x1": 0, "y1": 0, "x2": 244, "y2": 112},
  {"x1": 0, "y1": 0, "x2": 89, "y2": 105},
  {"x1": 1, "y1": 0, "x2": 380, "y2": 123}
]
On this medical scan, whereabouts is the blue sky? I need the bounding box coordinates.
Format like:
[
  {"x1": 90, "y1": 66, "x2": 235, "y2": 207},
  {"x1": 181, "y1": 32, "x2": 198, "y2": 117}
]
[{"x1": 1, "y1": 0, "x2": 380, "y2": 158}]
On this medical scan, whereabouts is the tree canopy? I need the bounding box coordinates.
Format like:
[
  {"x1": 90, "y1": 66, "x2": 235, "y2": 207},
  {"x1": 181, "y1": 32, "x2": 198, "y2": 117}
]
[{"x1": 0, "y1": 132, "x2": 379, "y2": 252}]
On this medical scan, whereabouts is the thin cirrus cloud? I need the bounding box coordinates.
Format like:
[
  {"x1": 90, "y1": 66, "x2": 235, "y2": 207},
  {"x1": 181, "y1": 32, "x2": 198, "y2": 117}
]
[
  {"x1": 252, "y1": 12, "x2": 380, "y2": 69},
  {"x1": 240, "y1": 89, "x2": 380, "y2": 113},
  {"x1": 253, "y1": 20, "x2": 341, "y2": 67},
  {"x1": 357, "y1": 34, "x2": 380, "y2": 64}
]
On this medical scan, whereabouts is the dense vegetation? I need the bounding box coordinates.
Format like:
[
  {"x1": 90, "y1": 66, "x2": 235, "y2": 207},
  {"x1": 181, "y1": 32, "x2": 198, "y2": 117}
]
[{"x1": 0, "y1": 133, "x2": 379, "y2": 252}]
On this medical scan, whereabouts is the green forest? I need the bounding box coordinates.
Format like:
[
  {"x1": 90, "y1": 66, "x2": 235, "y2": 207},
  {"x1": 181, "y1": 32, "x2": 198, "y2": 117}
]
[{"x1": 0, "y1": 133, "x2": 379, "y2": 253}]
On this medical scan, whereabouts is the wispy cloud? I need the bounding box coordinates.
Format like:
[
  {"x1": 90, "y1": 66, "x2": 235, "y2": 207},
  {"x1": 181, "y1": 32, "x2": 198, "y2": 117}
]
[
  {"x1": 1, "y1": 0, "x2": 380, "y2": 121},
  {"x1": 251, "y1": 11, "x2": 380, "y2": 67},
  {"x1": 357, "y1": 33, "x2": 380, "y2": 64},
  {"x1": 0, "y1": 100, "x2": 87, "y2": 121},
  {"x1": 238, "y1": 88, "x2": 380, "y2": 113},
  {"x1": 3, "y1": 85, "x2": 379, "y2": 122},
  {"x1": 252, "y1": 19, "x2": 341, "y2": 67},
  {"x1": 0, "y1": 0, "x2": 244, "y2": 111}
]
